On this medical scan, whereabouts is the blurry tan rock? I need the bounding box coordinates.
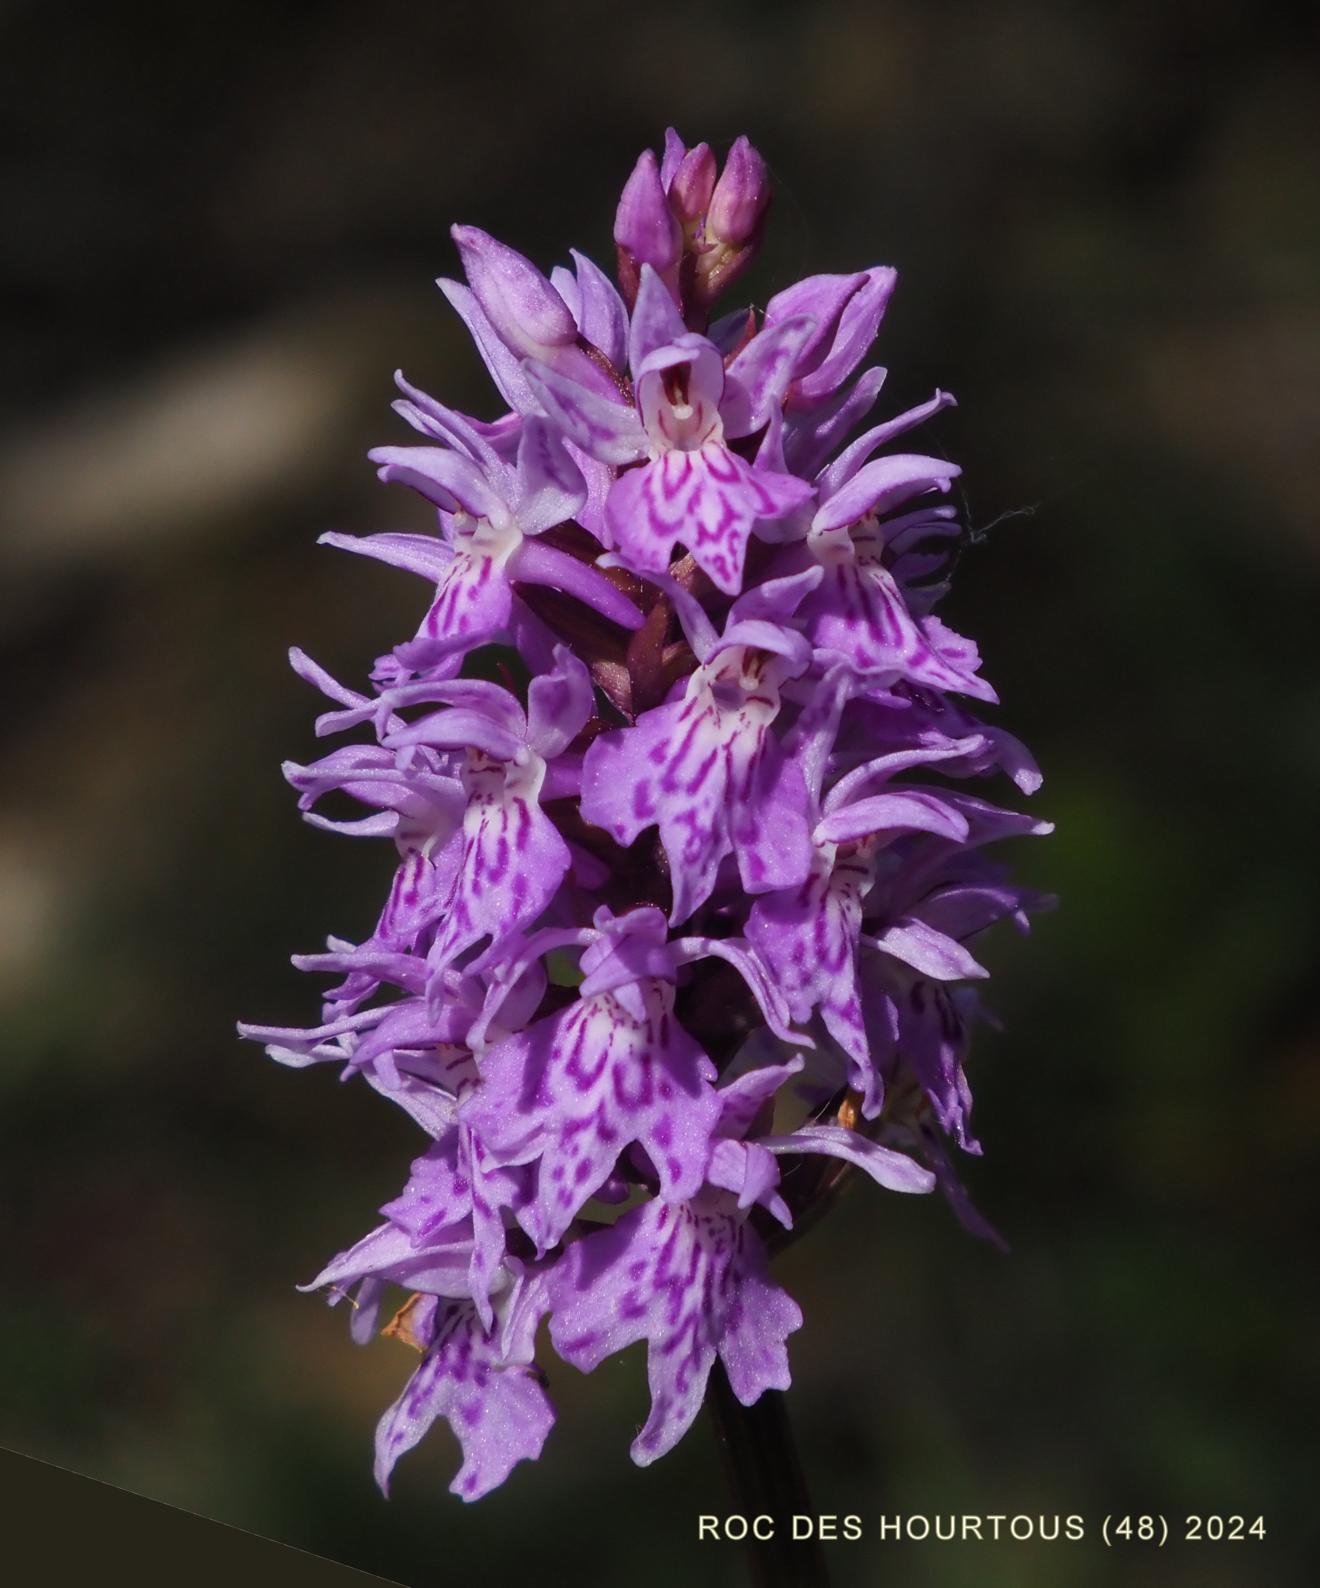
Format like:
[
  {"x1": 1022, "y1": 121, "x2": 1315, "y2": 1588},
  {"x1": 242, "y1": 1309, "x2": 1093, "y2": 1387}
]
[{"x1": 0, "y1": 282, "x2": 435, "y2": 577}]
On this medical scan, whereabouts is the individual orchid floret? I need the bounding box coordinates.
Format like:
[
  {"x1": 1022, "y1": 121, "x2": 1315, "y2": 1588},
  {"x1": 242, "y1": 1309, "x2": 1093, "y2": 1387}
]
[
  {"x1": 265, "y1": 650, "x2": 468, "y2": 955},
  {"x1": 332, "y1": 403, "x2": 640, "y2": 671},
  {"x1": 766, "y1": 267, "x2": 896, "y2": 413},
  {"x1": 374, "y1": 1269, "x2": 553, "y2": 1502},
  {"x1": 461, "y1": 905, "x2": 802, "y2": 1252},
  {"x1": 547, "y1": 1062, "x2": 931, "y2": 1466},
  {"x1": 452, "y1": 225, "x2": 578, "y2": 364},
  {"x1": 758, "y1": 266, "x2": 905, "y2": 480},
  {"x1": 856, "y1": 795, "x2": 1053, "y2": 1148},
  {"x1": 239, "y1": 936, "x2": 549, "y2": 1137},
  {"x1": 789, "y1": 414, "x2": 997, "y2": 702},
  {"x1": 839, "y1": 691, "x2": 1044, "y2": 797},
  {"x1": 276, "y1": 644, "x2": 587, "y2": 965},
  {"x1": 281, "y1": 737, "x2": 465, "y2": 954},
  {"x1": 378, "y1": 665, "x2": 588, "y2": 974},
  {"x1": 703, "y1": 1056, "x2": 936, "y2": 1223},
  {"x1": 240, "y1": 973, "x2": 470, "y2": 1136},
  {"x1": 746, "y1": 672, "x2": 992, "y2": 1115},
  {"x1": 549, "y1": 1194, "x2": 800, "y2": 1467},
  {"x1": 580, "y1": 573, "x2": 821, "y2": 924},
  {"x1": 439, "y1": 227, "x2": 624, "y2": 415},
  {"x1": 462, "y1": 908, "x2": 719, "y2": 1252},
  {"x1": 526, "y1": 265, "x2": 814, "y2": 595},
  {"x1": 383, "y1": 1125, "x2": 531, "y2": 1327},
  {"x1": 303, "y1": 1203, "x2": 472, "y2": 1311}
]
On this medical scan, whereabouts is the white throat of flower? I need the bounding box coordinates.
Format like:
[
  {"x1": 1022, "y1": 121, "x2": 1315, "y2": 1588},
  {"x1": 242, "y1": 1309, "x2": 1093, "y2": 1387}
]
[
  {"x1": 449, "y1": 507, "x2": 524, "y2": 571},
  {"x1": 394, "y1": 815, "x2": 450, "y2": 862},
  {"x1": 830, "y1": 834, "x2": 880, "y2": 900},
  {"x1": 697, "y1": 645, "x2": 784, "y2": 734},
  {"x1": 591, "y1": 975, "x2": 673, "y2": 1028},
  {"x1": 463, "y1": 745, "x2": 546, "y2": 806},
  {"x1": 808, "y1": 510, "x2": 884, "y2": 568},
  {"x1": 644, "y1": 362, "x2": 724, "y2": 456}
]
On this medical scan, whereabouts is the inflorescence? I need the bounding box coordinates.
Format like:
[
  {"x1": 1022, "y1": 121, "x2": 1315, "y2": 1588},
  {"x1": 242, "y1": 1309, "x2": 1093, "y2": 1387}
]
[{"x1": 240, "y1": 130, "x2": 1051, "y2": 1501}]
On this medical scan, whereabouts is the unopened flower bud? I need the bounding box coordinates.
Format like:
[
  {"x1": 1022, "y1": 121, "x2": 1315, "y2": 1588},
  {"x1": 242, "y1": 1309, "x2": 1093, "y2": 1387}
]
[
  {"x1": 614, "y1": 150, "x2": 682, "y2": 275},
  {"x1": 706, "y1": 135, "x2": 770, "y2": 248},
  {"x1": 668, "y1": 142, "x2": 716, "y2": 228},
  {"x1": 660, "y1": 126, "x2": 688, "y2": 186},
  {"x1": 451, "y1": 224, "x2": 578, "y2": 361}
]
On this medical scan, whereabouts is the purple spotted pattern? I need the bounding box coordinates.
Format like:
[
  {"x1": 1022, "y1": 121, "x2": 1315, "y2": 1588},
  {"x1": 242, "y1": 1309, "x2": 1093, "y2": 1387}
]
[{"x1": 240, "y1": 128, "x2": 1051, "y2": 1501}]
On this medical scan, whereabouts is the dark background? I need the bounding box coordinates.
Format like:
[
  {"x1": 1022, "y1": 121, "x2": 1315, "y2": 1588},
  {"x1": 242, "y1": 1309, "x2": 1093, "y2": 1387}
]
[{"x1": 2, "y1": 2, "x2": 1317, "y2": 1584}]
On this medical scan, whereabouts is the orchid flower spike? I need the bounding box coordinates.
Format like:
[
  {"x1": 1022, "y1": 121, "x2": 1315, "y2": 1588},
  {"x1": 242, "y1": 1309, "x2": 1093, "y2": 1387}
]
[{"x1": 241, "y1": 131, "x2": 1051, "y2": 1502}]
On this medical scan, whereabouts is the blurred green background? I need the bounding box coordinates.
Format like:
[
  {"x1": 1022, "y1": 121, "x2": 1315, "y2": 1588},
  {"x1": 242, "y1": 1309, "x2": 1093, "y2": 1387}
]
[{"x1": 2, "y1": 2, "x2": 1317, "y2": 1584}]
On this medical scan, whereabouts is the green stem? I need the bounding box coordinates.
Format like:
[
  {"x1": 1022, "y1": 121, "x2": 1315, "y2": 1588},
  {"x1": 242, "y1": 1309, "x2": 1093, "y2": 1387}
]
[{"x1": 706, "y1": 1361, "x2": 831, "y2": 1588}]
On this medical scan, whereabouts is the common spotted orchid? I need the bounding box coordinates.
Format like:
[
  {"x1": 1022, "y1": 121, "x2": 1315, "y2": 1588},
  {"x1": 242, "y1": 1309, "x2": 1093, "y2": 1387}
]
[{"x1": 241, "y1": 129, "x2": 1051, "y2": 1506}]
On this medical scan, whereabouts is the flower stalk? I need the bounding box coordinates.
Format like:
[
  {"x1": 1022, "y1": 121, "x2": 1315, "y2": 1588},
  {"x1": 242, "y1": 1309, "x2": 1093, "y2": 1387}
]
[{"x1": 708, "y1": 1363, "x2": 830, "y2": 1588}]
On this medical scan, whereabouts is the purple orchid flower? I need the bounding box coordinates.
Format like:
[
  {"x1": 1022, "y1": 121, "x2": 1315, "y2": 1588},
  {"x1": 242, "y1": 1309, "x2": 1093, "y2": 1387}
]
[
  {"x1": 579, "y1": 571, "x2": 821, "y2": 923},
  {"x1": 380, "y1": 647, "x2": 594, "y2": 971},
  {"x1": 439, "y1": 225, "x2": 622, "y2": 411},
  {"x1": 767, "y1": 270, "x2": 895, "y2": 409},
  {"x1": 373, "y1": 1270, "x2": 554, "y2": 1502},
  {"x1": 548, "y1": 1060, "x2": 932, "y2": 1466},
  {"x1": 836, "y1": 690, "x2": 1044, "y2": 797},
  {"x1": 856, "y1": 794, "x2": 1053, "y2": 1148},
  {"x1": 239, "y1": 973, "x2": 472, "y2": 1136},
  {"x1": 524, "y1": 266, "x2": 815, "y2": 595},
  {"x1": 239, "y1": 944, "x2": 547, "y2": 1140},
  {"x1": 549, "y1": 1194, "x2": 800, "y2": 1467},
  {"x1": 746, "y1": 670, "x2": 987, "y2": 1115},
  {"x1": 241, "y1": 130, "x2": 1051, "y2": 1503},
  {"x1": 301, "y1": 1115, "x2": 529, "y2": 1337},
  {"x1": 750, "y1": 385, "x2": 997, "y2": 703},
  {"x1": 461, "y1": 905, "x2": 802, "y2": 1252},
  {"x1": 761, "y1": 266, "x2": 901, "y2": 479},
  {"x1": 269, "y1": 648, "x2": 468, "y2": 954},
  {"x1": 322, "y1": 400, "x2": 641, "y2": 673}
]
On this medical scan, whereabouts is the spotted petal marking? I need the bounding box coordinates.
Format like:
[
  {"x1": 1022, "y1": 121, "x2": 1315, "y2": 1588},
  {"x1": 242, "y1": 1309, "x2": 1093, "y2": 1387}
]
[
  {"x1": 462, "y1": 981, "x2": 719, "y2": 1252},
  {"x1": 414, "y1": 526, "x2": 517, "y2": 653},
  {"x1": 582, "y1": 649, "x2": 812, "y2": 924},
  {"x1": 549, "y1": 1197, "x2": 801, "y2": 1466},
  {"x1": 606, "y1": 445, "x2": 811, "y2": 595},
  {"x1": 747, "y1": 847, "x2": 877, "y2": 1102},
  {"x1": 581, "y1": 697, "x2": 725, "y2": 924},
  {"x1": 861, "y1": 967, "x2": 980, "y2": 1151},
  {"x1": 802, "y1": 549, "x2": 996, "y2": 701},
  {"x1": 382, "y1": 1128, "x2": 528, "y2": 1327},
  {"x1": 375, "y1": 1297, "x2": 553, "y2": 1501},
  {"x1": 430, "y1": 754, "x2": 570, "y2": 971}
]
